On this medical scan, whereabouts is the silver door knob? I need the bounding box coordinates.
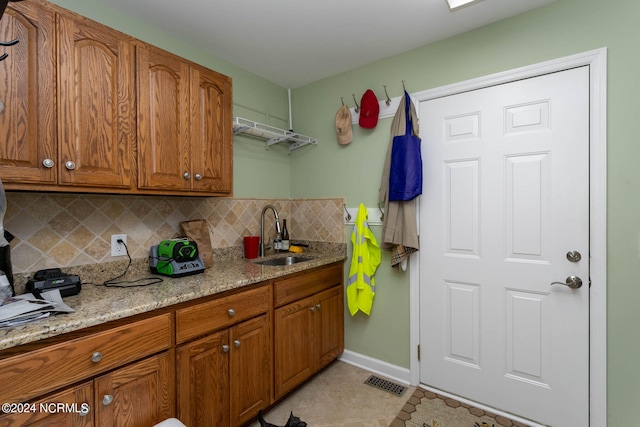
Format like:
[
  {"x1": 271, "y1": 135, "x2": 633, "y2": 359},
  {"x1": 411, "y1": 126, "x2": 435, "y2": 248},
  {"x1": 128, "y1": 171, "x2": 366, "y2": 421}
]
[
  {"x1": 222, "y1": 344, "x2": 230, "y2": 353},
  {"x1": 195, "y1": 173, "x2": 202, "y2": 180},
  {"x1": 551, "y1": 276, "x2": 583, "y2": 289},
  {"x1": 227, "y1": 308, "x2": 235, "y2": 316},
  {"x1": 234, "y1": 340, "x2": 241, "y2": 348},
  {"x1": 42, "y1": 159, "x2": 54, "y2": 168},
  {"x1": 566, "y1": 251, "x2": 582, "y2": 262},
  {"x1": 102, "y1": 395, "x2": 113, "y2": 406},
  {"x1": 183, "y1": 172, "x2": 190, "y2": 179},
  {"x1": 91, "y1": 351, "x2": 102, "y2": 363},
  {"x1": 65, "y1": 160, "x2": 76, "y2": 170}
]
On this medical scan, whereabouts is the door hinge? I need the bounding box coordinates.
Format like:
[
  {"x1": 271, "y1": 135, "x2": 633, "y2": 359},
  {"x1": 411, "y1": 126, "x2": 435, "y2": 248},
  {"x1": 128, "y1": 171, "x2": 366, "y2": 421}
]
[{"x1": 417, "y1": 344, "x2": 420, "y2": 361}]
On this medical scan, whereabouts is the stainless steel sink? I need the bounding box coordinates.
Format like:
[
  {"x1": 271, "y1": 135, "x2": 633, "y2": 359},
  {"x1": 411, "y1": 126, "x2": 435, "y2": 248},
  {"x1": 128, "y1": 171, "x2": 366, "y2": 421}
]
[{"x1": 253, "y1": 255, "x2": 315, "y2": 266}]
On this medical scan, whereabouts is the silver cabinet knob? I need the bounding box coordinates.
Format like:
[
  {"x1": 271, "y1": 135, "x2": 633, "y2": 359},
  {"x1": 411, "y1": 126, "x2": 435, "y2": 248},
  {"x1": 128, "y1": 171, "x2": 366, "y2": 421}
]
[
  {"x1": 234, "y1": 340, "x2": 241, "y2": 348},
  {"x1": 310, "y1": 306, "x2": 315, "y2": 313},
  {"x1": 65, "y1": 161, "x2": 76, "y2": 170},
  {"x1": 316, "y1": 303, "x2": 321, "y2": 310},
  {"x1": 227, "y1": 308, "x2": 235, "y2": 317},
  {"x1": 183, "y1": 172, "x2": 190, "y2": 179},
  {"x1": 195, "y1": 173, "x2": 202, "y2": 180},
  {"x1": 551, "y1": 275, "x2": 583, "y2": 289},
  {"x1": 91, "y1": 351, "x2": 102, "y2": 363},
  {"x1": 42, "y1": 159, "x2": 54, "y2": 168},
  {"x1": 102, "y1": 395, "x2": 113, "y2": 406},
  {"x1": 78, "y1": 404, "x2": 90, "y2": 416},
  {"x1": 222, "y1": 344, "x2": 230, "y2": 353}
]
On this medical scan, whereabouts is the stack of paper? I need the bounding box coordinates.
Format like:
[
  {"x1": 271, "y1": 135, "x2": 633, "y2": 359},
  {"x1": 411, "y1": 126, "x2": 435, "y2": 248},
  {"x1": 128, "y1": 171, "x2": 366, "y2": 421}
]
[{"x1": 0, "y1": 289, "x2": 75, "y2": 328}]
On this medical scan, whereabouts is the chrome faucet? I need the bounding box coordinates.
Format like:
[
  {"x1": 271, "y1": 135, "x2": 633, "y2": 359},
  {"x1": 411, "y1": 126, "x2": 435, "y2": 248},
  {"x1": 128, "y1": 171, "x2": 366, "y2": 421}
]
[{"x1": 260, "y1": 205, "x2": 281, "y2": 257}]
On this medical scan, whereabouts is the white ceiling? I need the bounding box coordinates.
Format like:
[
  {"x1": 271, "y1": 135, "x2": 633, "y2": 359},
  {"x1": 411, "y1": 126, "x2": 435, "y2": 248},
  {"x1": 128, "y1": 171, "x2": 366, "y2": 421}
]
[{"x1": 94, "y1": 0, "x2": 555, "y2": 88}]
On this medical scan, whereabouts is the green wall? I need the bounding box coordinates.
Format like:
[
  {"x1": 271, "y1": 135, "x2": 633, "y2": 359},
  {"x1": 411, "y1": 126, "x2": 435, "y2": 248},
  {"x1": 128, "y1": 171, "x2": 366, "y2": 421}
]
[
  {"x1": 45, "y1": 0, "x2": 640, "y2": 424},
  {"x1": 290, "y1": 0, "x2": 640, "y2": 425},
  {"x1": 50, "y1": 0, "x2": 293, "y2": 199}
]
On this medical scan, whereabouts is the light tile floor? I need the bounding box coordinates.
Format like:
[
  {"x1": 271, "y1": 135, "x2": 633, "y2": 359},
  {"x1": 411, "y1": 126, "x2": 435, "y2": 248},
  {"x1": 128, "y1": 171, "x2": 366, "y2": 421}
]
[{"x1": 247, "y1": 361, "x2": 415, "y2": 427}]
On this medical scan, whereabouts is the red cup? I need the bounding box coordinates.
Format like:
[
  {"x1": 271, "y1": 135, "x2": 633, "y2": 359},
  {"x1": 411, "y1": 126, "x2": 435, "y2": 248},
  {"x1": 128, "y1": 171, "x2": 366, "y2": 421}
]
[{"x1": 243, "y1": 236, "x2": 260, "y2": 259}]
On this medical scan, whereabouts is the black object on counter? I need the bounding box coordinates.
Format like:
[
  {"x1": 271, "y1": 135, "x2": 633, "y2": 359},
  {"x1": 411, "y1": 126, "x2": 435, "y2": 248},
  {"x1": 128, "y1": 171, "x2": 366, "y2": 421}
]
[
  {"x1": 0, "y1": 230, "x2": 14, "y2": 296},
  {"x1": 26, "y1": 268, "x2": 81, "y2": 298}
]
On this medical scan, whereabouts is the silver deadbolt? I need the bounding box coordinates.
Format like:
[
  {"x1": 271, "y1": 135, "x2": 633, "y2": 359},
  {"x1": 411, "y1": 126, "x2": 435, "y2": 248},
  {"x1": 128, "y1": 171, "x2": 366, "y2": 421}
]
[
  {"x1": 566, "y1": 251, "x2": 582, "y2": 262},
  {"x1": 551, "y1": 276, "x2": 583, "y2": 289}
]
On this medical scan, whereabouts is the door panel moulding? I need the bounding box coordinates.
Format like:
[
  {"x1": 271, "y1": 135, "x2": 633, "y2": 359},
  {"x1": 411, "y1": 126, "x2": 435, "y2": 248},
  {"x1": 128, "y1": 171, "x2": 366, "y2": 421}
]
[{"x1": 409, "y1": 48, "x2": 607, "y2": 427}]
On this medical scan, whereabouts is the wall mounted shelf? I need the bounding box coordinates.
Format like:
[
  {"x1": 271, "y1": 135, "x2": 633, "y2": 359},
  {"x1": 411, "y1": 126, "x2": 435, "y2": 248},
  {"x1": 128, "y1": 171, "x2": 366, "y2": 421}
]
[{"x1": 232, "y1": 117, "x2": 317, "y2": 152}]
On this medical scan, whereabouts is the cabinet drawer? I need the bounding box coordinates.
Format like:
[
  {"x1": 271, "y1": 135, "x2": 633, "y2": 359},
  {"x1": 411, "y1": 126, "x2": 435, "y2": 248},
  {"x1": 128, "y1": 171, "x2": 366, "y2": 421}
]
[
  {"x1": 176, "y1": 285, "x2": 271, "y2": 344},
  {"x1": 274, "y1": 263, "x2": 343, "y2": 307},
  {"x1": 0, "y1": 313, "x2": 172, "y2": 404}
]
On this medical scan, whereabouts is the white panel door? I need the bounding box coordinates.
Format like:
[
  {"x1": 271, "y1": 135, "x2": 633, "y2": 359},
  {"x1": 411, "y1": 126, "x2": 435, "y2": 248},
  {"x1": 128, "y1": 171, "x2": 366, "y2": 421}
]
[{"x1": 418, "y1": 67, "x2": 589, "y2": 427}]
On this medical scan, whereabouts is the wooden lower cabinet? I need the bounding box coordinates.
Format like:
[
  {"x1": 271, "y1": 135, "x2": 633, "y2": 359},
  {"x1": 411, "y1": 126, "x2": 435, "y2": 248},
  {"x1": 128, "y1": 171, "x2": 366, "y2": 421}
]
[
  {"x1": 0, "y1": 263, "x2": 343, "y2": 427},
  {"x1": 274, "y1": 264, "x2": 344, "y2": 400},
  {"x1": 94, "y1": 351, "x2": 174, "y2": 426},
  {"x1": 0, "y1": 351, "x2": 173, "y2": 427},
  {"x1": 0, "y1": 382, "x2": 93, "y2": 427},
  {"x1": 177, "y1": 314, "x2": 271, "y2": 427}
]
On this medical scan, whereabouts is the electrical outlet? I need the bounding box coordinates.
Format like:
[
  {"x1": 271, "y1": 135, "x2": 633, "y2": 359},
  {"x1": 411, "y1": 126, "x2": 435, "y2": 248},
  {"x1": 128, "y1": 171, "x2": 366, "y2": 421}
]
[{"x1": 111, "y1": 234, "x2": 127, "y2": 257}]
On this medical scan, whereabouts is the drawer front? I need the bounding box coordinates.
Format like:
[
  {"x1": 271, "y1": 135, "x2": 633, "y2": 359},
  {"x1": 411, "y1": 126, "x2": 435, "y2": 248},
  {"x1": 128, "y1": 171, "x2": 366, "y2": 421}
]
[
  {"x1": 0, "y1": 313, "x2": 172, "y2": 404},
  {"x1": 275, "y1": 263, "x2": 343, "y2": 307},
  {"x1": 176, "y1": 284, "x2": 271, "y2": 344}
]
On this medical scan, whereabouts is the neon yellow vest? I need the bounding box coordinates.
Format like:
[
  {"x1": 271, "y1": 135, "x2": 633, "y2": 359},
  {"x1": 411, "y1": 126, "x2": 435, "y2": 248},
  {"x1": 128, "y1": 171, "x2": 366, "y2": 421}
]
[{"x1": 347, "y1": 204, "x2": 381, "y2": 316}]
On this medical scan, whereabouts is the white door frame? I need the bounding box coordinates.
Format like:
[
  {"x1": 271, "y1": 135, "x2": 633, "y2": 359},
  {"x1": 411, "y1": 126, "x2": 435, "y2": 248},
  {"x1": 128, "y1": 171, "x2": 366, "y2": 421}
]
[{"x1": 409, "y1": 48, "x2": 607, "y2": 426}]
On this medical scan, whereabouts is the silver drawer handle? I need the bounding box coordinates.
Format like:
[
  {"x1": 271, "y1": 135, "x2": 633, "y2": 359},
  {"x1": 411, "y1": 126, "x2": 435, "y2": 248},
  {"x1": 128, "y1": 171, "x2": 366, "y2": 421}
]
[
  {"x1": 227, "y1": 308, "x2": 235, "y2": 316},
  {"x1": 91, "y1": 351, "x2": 102, "y2": 363},
  {"x1": 102, "y1": 395, "x2": 113, "y2": 406}
]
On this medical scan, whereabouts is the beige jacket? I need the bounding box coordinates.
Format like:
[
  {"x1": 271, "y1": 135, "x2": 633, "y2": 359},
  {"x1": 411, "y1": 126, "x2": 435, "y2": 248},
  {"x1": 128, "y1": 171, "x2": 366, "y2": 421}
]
[{"x1": 378, "y1": 94, "x2": 420, "y2": 269}]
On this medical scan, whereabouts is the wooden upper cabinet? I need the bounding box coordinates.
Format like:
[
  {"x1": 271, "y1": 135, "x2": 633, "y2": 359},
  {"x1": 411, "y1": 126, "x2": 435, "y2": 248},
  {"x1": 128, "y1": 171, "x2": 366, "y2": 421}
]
[
  {"x1": 137, "y1": 44, "x2": 191, "y2": 192},
  {"x1": 190, "y1": 64, "x2": 232, "y2": 194},
  {"x1": 138, "y1": 43, "x2": 233, "y2": 195},
  {"x1": 0, "y1": 1, "x2": 56, "y2": 184},
  {"x1": 0, "y1": 1, "x2": 232, "y2": 195},
  {"x1": 56, "y1": 11, "x2": 135, "y2": 189}
]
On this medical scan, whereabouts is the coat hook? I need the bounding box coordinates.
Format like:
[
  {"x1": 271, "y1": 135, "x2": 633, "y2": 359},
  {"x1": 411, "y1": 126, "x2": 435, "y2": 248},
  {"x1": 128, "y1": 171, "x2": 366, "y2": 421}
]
[
  {"x1": 352, "y1": 93, "x2": 360, "y2": 113},
  {"x1": 402, "y1": 80, "x2": 407, "y2": 92},
  {"x1": 383, "y1": 85, "x2": 392, "y2": 106},
  {"x1": 341, "y1": 97, "x2": 345, "y2": 106},
  {"x1": 378, "y1": 203, "x2": 385, "y2": 222},
  {"x1": 344, "y1": 204, "x2": 352, "y2": 222}
]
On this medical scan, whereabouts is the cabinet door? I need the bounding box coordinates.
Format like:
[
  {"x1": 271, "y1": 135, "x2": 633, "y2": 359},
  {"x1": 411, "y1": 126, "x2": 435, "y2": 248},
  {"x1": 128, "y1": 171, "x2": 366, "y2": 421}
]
[
  {"x1": 0, "y1": 381, "x2": 93, "y2": 427},
  {"x1": 230, "y1": 314, "x2": 272, "y2": 426},
  {"x1": 274, "y1": 296, "x2": 314, "y2": 400},
  {"x1": 0, "y1": 2, "x2": 56, "y2": 184},
  {"x1": 314, "y1": 286, "x2": 344, "y2": 370},
  {"x1": 137, "y1": 44, "x2": 191, "y2": 192},
  {"x1": 177, "y1": 330, "x2": 230, "y2": 427},
  {"x1": 94, "y1": 351, "x2": 174, "y2": 427},
  {"x1": 57, "y1": 12, "x2": 134, "y2": 188},
  {"x1": 190, "y1": 64, "x2": 232, "y2": 194}
]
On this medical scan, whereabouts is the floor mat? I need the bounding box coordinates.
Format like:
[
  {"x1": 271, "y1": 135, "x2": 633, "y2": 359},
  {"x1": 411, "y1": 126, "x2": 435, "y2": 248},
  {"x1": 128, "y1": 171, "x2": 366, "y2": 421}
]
[{"x1": 389, "y1": 388, "x2": 531, "y2": 427}]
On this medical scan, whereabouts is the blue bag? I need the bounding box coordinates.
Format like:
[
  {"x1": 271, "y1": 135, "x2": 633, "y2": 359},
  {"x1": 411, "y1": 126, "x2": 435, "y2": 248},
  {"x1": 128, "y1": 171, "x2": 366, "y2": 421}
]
[{"x1": 389, "y1": 91, "x2": 423, "y2": 201}]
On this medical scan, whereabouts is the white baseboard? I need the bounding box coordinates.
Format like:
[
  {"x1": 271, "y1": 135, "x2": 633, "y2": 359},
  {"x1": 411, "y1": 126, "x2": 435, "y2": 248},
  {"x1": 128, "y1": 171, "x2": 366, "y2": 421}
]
[{"x1": 339, "y1": 350, "x2": 412, "y2": 385}]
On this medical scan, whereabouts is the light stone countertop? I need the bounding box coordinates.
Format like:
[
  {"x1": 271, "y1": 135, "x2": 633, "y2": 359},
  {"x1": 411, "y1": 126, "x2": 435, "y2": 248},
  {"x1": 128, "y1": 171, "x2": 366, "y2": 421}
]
[{"x1": 0, "y1": 246, "x2": 346, "y2": 352}]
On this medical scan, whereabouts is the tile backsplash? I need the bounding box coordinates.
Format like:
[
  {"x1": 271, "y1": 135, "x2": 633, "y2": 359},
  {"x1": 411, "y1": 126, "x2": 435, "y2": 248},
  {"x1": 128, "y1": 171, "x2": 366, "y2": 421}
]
[{"x1": 3, "y1": 193, "x2": 345, "y2": 274}]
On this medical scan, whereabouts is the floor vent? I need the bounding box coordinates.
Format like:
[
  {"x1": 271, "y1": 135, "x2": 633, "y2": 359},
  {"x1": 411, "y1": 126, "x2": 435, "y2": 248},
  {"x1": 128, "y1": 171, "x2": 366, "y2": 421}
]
[{"x1": 364, "y1": 375, "x2": 407, "y2": 396}]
